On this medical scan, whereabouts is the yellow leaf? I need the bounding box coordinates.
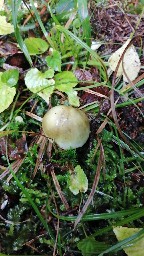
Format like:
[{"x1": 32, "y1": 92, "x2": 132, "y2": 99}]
[
  {"x1": 113, "y1": 226, "x2": 144, "y2": 256},
  {"x1": 0, "y1": 16, "x2": 14, "y2": 35},
  {"x1": 0, "y1": 85, "x2": 16, "y2": 113},
  {"x1": 0, "y1": 0, "x2": 4, "y2": 10},
  {"x1": 108, "y1": 39, "x2": 141, "y2": 82}
]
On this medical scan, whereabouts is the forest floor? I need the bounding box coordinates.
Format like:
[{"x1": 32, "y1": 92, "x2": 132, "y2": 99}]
[{"x1": 0, "y1": 1, "x2": 144, "y2": 255}]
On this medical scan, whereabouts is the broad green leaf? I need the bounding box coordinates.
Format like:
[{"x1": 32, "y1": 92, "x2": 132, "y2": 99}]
[
  {"x1": 67, "y1": 89, "x2": 80, "y2": 107},
  {"x1": 25, "y1": 68, "x2": 55, "y2": 102},
  {"x1": 24, "y1": 37, "x2": 49, "y2": 55},
  {"x1": 46, "y1": 50, "x2": 61, "y2": 71},
  {"x1": 0, "y1": 85, "x2": 16, "y2": 113},
  {"x1": 1, "y1": 69, "x2": 19, "y2": 87},
  {"x1": 78, "y1": 0, "x2": 88, "y2": 20},
  {"x1": 113, "y1": 226, "x2": 144, "y2": 256},
  {"x1": 38, "y1": 87, "x2": 54, "y2": 103},
  {"x1": 55, "y1": 0, "x2": 74, "y2": 13},
  {"x1": 68, "y1": 165, "x2": 88, "y2": 195},
  {"x1": 0, "y1": 16, "x2": 14, "y2": 35},
  {"x1": 43, "y1": 69, "x2": 54, "y2": 79},
  {"x1": 25, "y1": 68, "x2": 55, "y2": 93},
  {"x1": 77, "y1": 237, "x2": 108, "y2": 256},
  {"x1": 0, "y1": 73, "x2": 16, "y2": 113},
  {"x1": 55, "y1": 71, "x2": 78, "y2": 92}
]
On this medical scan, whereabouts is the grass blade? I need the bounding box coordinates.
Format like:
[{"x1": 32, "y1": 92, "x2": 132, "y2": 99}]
[
  {"x1": 11, "y1": 0, "x2": 33, "y2": 66},
  {"x1": 55, "y1": 25, "x2": 107, "y2": 81},
  {"x1": 77, "y1": 0, "x2": 91, "y2": 46},
  {"x1": 29, "y1": 0, "x2": 55, "y2": 48},
  {"x1": 98, "y1": 228, "x2": 144, "y2": 256}
]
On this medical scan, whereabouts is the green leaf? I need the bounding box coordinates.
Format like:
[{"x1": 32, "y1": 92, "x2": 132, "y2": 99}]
[
  {"x1": 67, "y1": 89, "x2": 80, "y2": 107},
  {"x1": 0, "y1": 16, "x2": 14, "y2": 35},
  {"x1": 24, "y1": 37, "x2": 49, "y2": 55},
  {"x1": 113, "y1": 226, "x2": 144, "y2": 256},
  {"x1": 77, "y1": 0, "x2": 91, "y2": 46},
  {"x1": 68, "y1": 165, "x2": 88, "y2": 195},
  {"x1": 78, "y1": 0, "x2": 88, "y2": 20},
  {"x1": 55, "y1": 25, "x2": 107, "y2": 81},
  {"x1": 0, "y1": 73, "x2": 16, "y2": 113},
  {"x1": 29, "y1": 0, "x2": 54, "y2": 47},
  {"x1": 46, "y1": 49, "x2": 61, "y2": 71},
  {"x1": 77, "y1": 237, "x2": 108, "y2": 256},
  {"x1": 81, "y1": 16, "x2": 91, "y2": 46},
  {"x1": 1, "y1": 69, "x2": 19, "y2": 87},
  {"x1": 54, "y1": 71, "x2": 78, "y2": 92},
  {"x1": 11, "y1": 1, "x2": 33, "y2": 66},
  {"x1": 43, "y1": 69, "x2": 54, "y2": 79},
  {"x1": 55, "y1": 0, "x2": 75, "y2": 13},
  {"x1": 25, "y1": 68, "x2": 55, "y2": 103}
]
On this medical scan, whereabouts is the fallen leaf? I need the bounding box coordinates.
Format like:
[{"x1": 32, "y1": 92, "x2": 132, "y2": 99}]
[
  {"x1": 0, "y1": 16, "x2": 14, "y2": 35},
  {"x1": 91, "y1": 41, "x2": 102, "y2": 51},
  {"x1": 74, "y1": 68, "x2": 93, "y2": 82},
  {"x1": 108, "y1": 39, "x2": 141, "y2": 82},
  {"x1": 0, "y1": 41, "x2": 18, "y2": 56},
  {"x1": 0, "y1": 0, "x2": 4, "y2": 10},
  {"x1": 5, "y1": 53, "x2": 30, "y2": 70},
  {"x1": 113, "y1": 226, "x2": 144, "y2": 256}
]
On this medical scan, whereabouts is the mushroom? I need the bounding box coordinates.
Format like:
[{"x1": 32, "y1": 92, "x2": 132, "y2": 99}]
[{"x1": 42, "y1": 105, "x2": 90, "y2": 149}]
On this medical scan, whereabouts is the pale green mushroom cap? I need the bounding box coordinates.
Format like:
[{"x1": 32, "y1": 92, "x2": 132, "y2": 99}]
[{"x1": 42, "y1": 105, "x2": 90, "y2": 149}]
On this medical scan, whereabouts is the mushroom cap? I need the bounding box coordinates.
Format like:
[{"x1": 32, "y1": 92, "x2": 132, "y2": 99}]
[{"x1": 42, "y1": 105, "x2": 90, "y2": 149}]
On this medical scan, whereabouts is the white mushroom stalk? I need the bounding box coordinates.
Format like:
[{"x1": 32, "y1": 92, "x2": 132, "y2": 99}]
[{"x1": 42, "y1": 105, "x2": 90, "y2": 149}]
